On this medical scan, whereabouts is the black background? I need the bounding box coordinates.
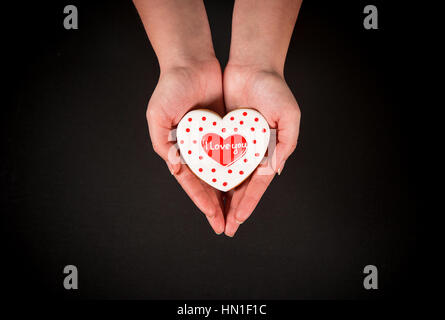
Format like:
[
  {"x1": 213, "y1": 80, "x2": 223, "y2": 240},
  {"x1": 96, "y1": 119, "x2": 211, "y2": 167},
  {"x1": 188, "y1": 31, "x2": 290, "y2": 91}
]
[{"x1": 2, "y1": 0, "x2": 416, "y2": 300}]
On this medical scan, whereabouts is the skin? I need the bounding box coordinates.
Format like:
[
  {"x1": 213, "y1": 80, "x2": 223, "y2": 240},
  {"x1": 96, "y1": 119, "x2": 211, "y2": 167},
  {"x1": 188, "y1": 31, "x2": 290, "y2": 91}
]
[
  {"x1": 223, "y1": 0, "x2": 302, "y2": 236},
  {"x1": 133, "y1": 0, "x2": 226, "y2": 234},
  {"x1": 133, "y1": 0, "x2": 302, "y2": 237}
]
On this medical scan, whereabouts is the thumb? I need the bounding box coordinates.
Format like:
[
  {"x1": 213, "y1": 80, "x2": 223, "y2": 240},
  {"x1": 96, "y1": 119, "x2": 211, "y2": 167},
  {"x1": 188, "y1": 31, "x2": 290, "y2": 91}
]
[{"x1": 272, "y1": 109, "x2": 301, "y2": 174}]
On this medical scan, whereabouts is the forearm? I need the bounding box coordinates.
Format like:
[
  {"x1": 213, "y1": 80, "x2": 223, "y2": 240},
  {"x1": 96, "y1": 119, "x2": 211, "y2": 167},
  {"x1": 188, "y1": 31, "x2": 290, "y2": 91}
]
[
  {"x1": 133, "y1": 0, "x2": 216, "y2": 70},
  {"x1": 228, "y1": 0, "x2": 302, "y2": 75}
]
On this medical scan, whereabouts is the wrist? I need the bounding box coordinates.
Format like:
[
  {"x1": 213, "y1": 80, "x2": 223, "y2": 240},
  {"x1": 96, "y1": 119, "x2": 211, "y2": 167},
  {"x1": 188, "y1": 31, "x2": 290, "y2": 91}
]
[
  {"x1": 225, "y1": 57, "x2": 284, "y2": 79},
  {"x1": 159, "y1": 56, "x2": 222, "y2": 91},
  {"x1": 159, "y1": 53, "x2": 219, "y2": 74},
  {"x1": 224, "y1": 60, "x2": 284, "y2": 81}
]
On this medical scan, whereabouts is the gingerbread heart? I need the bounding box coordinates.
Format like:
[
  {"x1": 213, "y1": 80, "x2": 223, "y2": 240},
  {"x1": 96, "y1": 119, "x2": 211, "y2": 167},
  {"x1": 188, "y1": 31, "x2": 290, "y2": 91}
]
[{"x1": 176, "y1": 108, "x2": 270, "y2": 192}]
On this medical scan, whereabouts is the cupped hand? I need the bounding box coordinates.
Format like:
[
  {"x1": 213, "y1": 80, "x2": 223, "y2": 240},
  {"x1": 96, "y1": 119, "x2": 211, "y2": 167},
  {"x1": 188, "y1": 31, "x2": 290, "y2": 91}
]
[
  {"x1": 223, "y1": 64, "x2": 301, "y2": 237},
  {"x1": 146, "y1": 59, "x2": 226, "y2": 234}
]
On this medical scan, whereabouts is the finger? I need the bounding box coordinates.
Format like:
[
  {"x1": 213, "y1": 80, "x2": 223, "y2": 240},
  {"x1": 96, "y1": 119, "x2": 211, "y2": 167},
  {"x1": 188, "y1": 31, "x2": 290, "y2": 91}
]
[
  {"x1": 203, "y1": 181, "x2": 225, "y2": 232},
  {"x1": 174, "y1": 164, "x2": 217, "y2": 219},
  {"x1": 273, "y1": 108, "x2": 301, "y2": 174},
  {"x1": 146, "y1": 109, "x2": 181, "y2": 174},
  {"x1": 224, "y1": 182, "x2": 249, "y2": 237},
  {"x1": 206, "y1": 215, "x2": 224, "y2": 235},
  {"x1": 234, "y1": 168, "x2": 275, "y2": 224},
  {"x1": 203, "y1": 183, "x2": 225, "y2": 234}
]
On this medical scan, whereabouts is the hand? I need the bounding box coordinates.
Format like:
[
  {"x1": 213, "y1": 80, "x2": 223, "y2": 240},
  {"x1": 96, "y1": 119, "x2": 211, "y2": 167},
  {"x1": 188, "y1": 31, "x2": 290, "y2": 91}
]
[
  {"x1": 146, "y1": 59, "x2": 226, "y2": 234},
  {"x1": 223, "y1": 64, "x2": 301, "y2": 236}
]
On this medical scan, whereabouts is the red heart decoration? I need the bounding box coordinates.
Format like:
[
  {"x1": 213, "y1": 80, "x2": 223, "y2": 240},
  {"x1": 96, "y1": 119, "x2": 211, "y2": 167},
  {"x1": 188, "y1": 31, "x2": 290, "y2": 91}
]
[{"x1": 201, "y1": 133, "x2": 247, "y2": 166}]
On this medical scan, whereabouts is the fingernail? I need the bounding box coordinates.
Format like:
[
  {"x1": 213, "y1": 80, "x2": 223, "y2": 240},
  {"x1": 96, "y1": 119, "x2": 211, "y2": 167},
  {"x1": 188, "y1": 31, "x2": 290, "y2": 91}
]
[
  {"x1": 235, "y1": 219, "x2": 243, "y2": 224},
  {"x1": 277, "y1": 161, "x2": 286, "y2": 175}
]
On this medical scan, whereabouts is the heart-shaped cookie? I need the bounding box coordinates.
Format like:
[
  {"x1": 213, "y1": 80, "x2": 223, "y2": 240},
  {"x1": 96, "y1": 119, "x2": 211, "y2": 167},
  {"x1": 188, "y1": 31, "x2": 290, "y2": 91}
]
[{"x1": 176, "y1": 108, "x2": 270, "y2": 192}]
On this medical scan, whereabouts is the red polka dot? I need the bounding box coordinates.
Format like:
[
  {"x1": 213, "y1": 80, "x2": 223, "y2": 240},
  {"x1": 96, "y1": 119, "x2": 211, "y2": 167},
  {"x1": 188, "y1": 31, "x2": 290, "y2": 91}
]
[
  {"x1": 255, "y1": 117, "x2": 259, "y2": 122},
  {"x1": 212, "y1": 178, "x2": 217, "y2": 182},
  {"x1": 240, "y1": 121, "x2": 244, "y2": 125},
  {"x1": 199, "y1": 168, "x2": 203, "y2": 172},
  {"x1": 262, "y1": 128, "x2": 267, "y2": 133},
  {"x1": 253, "y1": 140, "x2": 257, "y2": 144},
  {"x1": 244, "y1": 159, "x2": 248, "y2": 163},
  {"x1": 243, "y1": 112, "x2": 247, "y2": 116},
  {"x1": 202, "y1": 117, "x2": 206, "y2": 121},
  {"x1": 211, "y1": 168, "x2": 216, "y2": 173},
  {"x1": 188, "y1": 118, "x2": 192, "y2": 122},
  {"x1": 213, "y1": 122, "x2": 217, "y2": 126},
  {"x1": 222, "y1": 128, "x2": 226, "y2": 133},
  {"x1": 193, "y1": 140, "x2": 197, "y2": 144},
  {"x1": 188, "y1": 150, "x2": 192, "y2": 154},
  {"x1": 199, "y1": 156, "x2": 203, "y2": 160},
  {"x1": 228, "y1": 169, "x2": 232, "y2": 174},
  {"x1": 186, "y1": 128, "x2": 190, "y2": 132},
  {"x1": 234, "y1": 128, "x2": 238, "y2": 132},
  {"x1": 251, "y1": 127, "x2": 255, "y2": 131},
  {"x1": 223, "y1": 182, "x2": 227, "y2": 187},
  {"x1": 230, "y1": 116, "x2": 234, "y2": 121},
  {"x1": 199, "y1": 127, "x2": 203, "y2": 131},
  {"x1": 180, "y1": 140, "x2": 184, "y2": 144},
  {"x1": 239, "y1": 171, "x2": 244, "y2": 175},
  {"x1": 255, "y1": 153, "x2": 259, "y2": 157}
]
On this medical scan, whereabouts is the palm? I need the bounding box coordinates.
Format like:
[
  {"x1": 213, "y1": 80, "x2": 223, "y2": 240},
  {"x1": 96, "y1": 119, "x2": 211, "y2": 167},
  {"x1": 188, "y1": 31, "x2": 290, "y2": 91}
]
[{"x1": 224, "y1": 67, "x2": 298, "y2": 125}]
